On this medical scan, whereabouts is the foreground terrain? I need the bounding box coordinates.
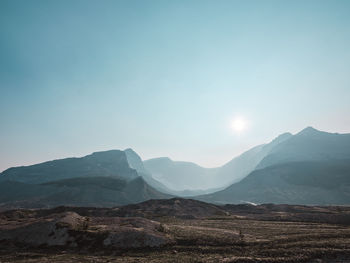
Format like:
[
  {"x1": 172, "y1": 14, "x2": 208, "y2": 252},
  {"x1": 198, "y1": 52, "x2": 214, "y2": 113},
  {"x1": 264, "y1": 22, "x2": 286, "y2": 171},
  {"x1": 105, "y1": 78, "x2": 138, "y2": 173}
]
[{"x1": 1, "y1": 198, "x2": 350, "y2": 262}]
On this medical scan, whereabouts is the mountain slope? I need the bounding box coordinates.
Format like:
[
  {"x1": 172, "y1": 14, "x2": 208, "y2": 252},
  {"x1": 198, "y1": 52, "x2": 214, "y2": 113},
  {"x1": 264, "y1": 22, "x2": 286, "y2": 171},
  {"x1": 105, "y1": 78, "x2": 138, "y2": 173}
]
[
  {"x1": 144, "y1": 157, "x2": 219, "y2": 191},
  {"x1": 257, "y1": 127, "x2": 350, "y2": 169},
  {"x1": 0, "y1": 176, "x2": 171, "y2": 209},
  {"x1": 144, "y1": 132, "x2": 292, "y2": 190},
  {"x1": 124, "y1": 149, "x2": 175, "y2": 195},
  {"x1": 216, "y1": 132, "x2": 292, "y2": 184},
  {"x1": 199, "y1": 159, "x2": 350, "y2": 205},
  {"x1": 0, "y1": 150, "x2": 138, "y2": 184},
  {"x1": 124, "y1": 148, "x2": 149, "y2": 174},
  {"x1": 0, "y1": 149, "x2": 171, "y2": 209},
  {"x1": 199, "y1": 128, "x2": 350, "y2": 205}
]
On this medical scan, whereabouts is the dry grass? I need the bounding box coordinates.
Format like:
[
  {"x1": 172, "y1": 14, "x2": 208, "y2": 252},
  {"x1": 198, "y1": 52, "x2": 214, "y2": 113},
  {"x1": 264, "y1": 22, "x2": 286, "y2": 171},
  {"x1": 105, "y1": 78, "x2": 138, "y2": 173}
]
[{"x1": 1, "y1": 216, "x2": 350, "y2": 262}]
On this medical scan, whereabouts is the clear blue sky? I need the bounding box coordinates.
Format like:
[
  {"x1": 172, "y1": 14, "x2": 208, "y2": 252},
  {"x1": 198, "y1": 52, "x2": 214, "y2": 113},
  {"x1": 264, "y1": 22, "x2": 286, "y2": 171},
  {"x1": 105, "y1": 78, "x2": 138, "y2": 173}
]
[{"x1": 1, "y1": 0, "x2": 350, "y2": 171}]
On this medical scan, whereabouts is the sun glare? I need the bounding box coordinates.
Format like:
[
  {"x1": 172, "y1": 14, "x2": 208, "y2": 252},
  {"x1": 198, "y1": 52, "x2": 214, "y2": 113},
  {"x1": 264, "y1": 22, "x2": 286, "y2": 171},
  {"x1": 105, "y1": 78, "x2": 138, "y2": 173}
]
[{"x1": 231, "y1": 117, "x2": 248, "y2": 134}]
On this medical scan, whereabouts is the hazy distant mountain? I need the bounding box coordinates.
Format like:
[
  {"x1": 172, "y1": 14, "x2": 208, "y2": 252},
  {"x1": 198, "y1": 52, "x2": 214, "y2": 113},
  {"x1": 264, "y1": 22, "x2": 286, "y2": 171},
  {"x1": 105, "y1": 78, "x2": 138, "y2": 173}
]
[
  {"x1": 215, "y1": 132, "x2": 292, "y2": 184},
  {"x1": 124, "y1": 148, "x2": 177, "y2": 195},
  {"x1": 144, "y1": 133, "x2": 292, "y2": 191},
  {"x1": 0, "y1": 176, "x2": 170, "y2": 208},
  {"x1": 199, "y1": 128, "x2": 350, "y2": 205},
  {"x1": 124, "y1": 149, "x2": 223, "y2": 196},
  {"x1": 143, "y1": 157, "x2": 219, "y2": 191},
  {"x1": 0, "y1": 150, "x2": 138, "y2": 184}
]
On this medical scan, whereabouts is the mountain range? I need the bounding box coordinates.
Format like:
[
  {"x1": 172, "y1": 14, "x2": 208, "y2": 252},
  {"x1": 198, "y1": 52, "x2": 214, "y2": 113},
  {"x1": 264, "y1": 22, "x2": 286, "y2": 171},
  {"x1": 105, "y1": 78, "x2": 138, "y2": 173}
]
[
  {"x1": 0, "y1": 150, "x2": 170, "y2": 208},
  {"x1": 143, "y1": 132, "x2": 292, "y2": 191},
  {"x1": 198, "y1": 127, "x2": 350, "y2": 205},
  {"x1": 0, "y1": 127, "x2": 350, "y2": 207}
]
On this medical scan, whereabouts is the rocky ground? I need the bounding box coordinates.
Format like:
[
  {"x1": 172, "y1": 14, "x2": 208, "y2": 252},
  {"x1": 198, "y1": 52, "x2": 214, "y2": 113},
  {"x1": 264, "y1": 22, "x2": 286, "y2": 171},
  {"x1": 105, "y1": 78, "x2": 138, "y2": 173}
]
[{"x1": 1, "y1": 198, "x2": 350, "y2": 262}]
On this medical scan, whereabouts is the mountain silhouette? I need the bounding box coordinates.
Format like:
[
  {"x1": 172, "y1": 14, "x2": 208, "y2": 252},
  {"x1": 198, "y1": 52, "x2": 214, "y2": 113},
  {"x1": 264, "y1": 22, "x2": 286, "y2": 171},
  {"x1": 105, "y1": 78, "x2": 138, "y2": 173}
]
[
  {"x1": 215, "y1": 132, "x2": 292, "y2": 184},
  {"x1": 143, "y1": 157, "x2": 219, "y2": 191},
  {"x1": 0, "y1": 176, "x2": 170, "y2": 208},
  {"x1": 124, "y1": 149, "x2": 176, "y2": 195},
  {"x1": 0, "y1": 150, "x2": 170, "y2": 208},
  {"x1": 198, "y1": 127, "x2": 350, "y2": 205},
  {"x1": 257, "y1": 127, "x2": 350, "y2": 169},
  {"x1": 1, "y1": 127, "x2": 350, "y2": 207},
  {"x1": 0, "y1": 150, "x2": 138, "y2": 184},
  {"x1": 144, "y1": 132, "x2": 292, "y2": 190}
]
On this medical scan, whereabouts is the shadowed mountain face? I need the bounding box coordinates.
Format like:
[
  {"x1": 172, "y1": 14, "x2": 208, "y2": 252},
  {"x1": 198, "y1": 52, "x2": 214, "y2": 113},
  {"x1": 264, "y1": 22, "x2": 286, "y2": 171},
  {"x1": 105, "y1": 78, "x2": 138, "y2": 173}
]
[
  {"x1": 0, "y1": 150, "x2": 170, "y2": 209},
  {"x1": 0, "y1": 150, "x2": 138, "y2": 184},
  {"x1": 199, "y1": 128, "x2": 350, "y2": 205},
  {"x1": 200, "y1": 160, "x2": 350, "y2": 205},
  {"x1": 0, "y1": 176, "x2": 170, "y2": 209},
  {"x1": 257, "y1": 127, "x2": 350, "y2": 169}
]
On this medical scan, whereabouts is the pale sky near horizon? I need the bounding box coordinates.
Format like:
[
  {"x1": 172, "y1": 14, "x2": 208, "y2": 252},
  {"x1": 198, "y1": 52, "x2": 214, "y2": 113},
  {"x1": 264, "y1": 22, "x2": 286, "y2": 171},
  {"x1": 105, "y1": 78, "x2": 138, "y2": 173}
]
[{"x1": 1, "y1": 0, "x2": 350, "y2": 172}]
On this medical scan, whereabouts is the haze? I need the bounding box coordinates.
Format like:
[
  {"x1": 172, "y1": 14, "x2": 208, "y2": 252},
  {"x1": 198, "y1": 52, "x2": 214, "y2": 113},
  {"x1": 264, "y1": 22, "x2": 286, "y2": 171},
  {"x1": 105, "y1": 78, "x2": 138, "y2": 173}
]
[{"x1": 1, "y1": 0, "x2": 350, "y2": 172}]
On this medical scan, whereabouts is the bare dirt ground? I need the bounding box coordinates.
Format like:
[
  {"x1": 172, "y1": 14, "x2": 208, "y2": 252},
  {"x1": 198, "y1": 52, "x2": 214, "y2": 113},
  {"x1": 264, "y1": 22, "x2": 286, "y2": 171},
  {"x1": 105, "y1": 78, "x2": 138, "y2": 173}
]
[{"x1": 1, "y1": 198, "x2": 350, "y2": 262}]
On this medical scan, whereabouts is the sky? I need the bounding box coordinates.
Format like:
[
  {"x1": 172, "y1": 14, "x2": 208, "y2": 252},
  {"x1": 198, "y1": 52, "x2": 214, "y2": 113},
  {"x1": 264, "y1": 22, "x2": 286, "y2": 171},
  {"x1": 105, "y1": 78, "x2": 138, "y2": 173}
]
[{"x1": 1, "y1": 0, "x2": 350, "y2": 172}]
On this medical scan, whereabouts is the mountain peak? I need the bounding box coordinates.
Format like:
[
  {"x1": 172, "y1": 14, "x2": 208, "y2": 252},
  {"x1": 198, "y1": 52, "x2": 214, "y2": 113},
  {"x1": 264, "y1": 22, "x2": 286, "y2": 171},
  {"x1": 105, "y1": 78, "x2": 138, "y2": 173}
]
[
  {"x1": 124, "y1": 148, "x2": 148, "y2": 174},
  {"x1": 90, "y1": 149, "x2": 123, "y2": 156},
  {"x1": 272, "y1": 132, "x2": 293, "y2": 143},
  {"x1": 297, "y1": 126, "x2": 321, "y2": 136}
]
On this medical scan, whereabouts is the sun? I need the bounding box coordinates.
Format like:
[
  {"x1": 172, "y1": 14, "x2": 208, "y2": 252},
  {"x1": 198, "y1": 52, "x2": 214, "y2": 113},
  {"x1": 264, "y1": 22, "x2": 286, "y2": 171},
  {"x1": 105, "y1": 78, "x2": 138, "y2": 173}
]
[{"x1": 231, "y1": 117, "x2": 248, "y2": 133}]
